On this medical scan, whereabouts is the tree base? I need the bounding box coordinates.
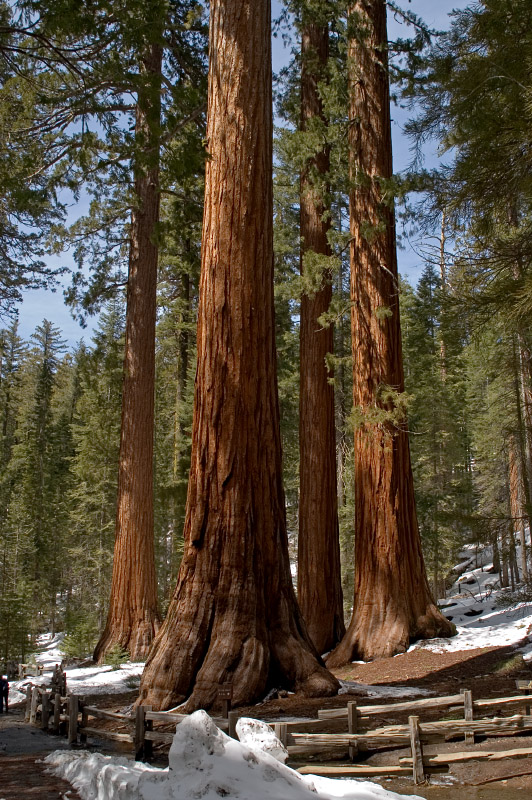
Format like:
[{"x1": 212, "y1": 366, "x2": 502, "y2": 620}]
[
  {"x1": 93, "y1": 615, "x2": 159, "y2": 664},
  {"x1": 326, "y1": 603, "x2": 455, "y2": 667},
  {"x1": 137, "y1": 596, "x2": 340, "y2": 711}
]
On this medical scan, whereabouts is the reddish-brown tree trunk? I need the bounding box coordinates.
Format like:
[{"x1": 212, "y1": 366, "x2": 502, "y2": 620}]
[
  {"x1": 138, "y1": 0, "x2": 339, "y2": 712},
  {"x1": 327, "y1": 0, "x2": 453, "y2": 666},
  {"x1": 508, "y1": 435, "x2": 528, "y2": 581},
  {"x1": 298, "y1": 18, "x2": 345, "y2": 655},
  {"x1": 94, "y1": 42, "x2": 162, "y2": 663}
]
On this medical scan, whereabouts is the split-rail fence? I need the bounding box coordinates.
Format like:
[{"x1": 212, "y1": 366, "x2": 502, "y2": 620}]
[{"x1": 22, "y1": 672, "x2": 532, "y2": 784}]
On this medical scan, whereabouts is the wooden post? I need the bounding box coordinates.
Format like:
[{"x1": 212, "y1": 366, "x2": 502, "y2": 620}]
[
  {"x1": 228, "y1": 710, "x2": 240, "y2": 740},
  {"x1": 41, "y1": 691, "x2": 51, "y2": 730},
  {"x1": 144, "y1": 706, "x2": 153, "y2": 762},
  {"x1": 135, "y1": 705, "x2": 147, "y2": 761},
  {"x1": 80, "y1": 699, "x2": 88, "y2": 744},
  {"x1": 68, "y1": 695, "x2": 79, "y2": 744},
  {"x1": 462, "y1": 689, "x2": 474, "y2": 745},
  {"x1": 25, "y1": 684, "x2": 32, "y2": 722},
  {"x1": 347, "y1": 701, "x2": 359, "y2": 762},
  {"x1": 408, "y1": 715, "x2": 425, "y2": 784},
  {"x1": 218, "y1": 683, "x2": 233, "y2": 718},
  {"x1": 518, "y1": 680, "x2": 531, "y2": 716},
  {"x1": 273, "y1": 722, "x2": 288, "y2": 747},
  {"x1": 29, "y1": 686, "x2": 39, "y2": 725},
  {"x1": 53, "y1": 692, "x2": 61, "y2": 733}
]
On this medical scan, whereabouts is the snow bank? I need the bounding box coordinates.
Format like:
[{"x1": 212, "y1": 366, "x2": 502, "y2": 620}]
[
  {"x1": 45, "y1": 711, "x2": 421, "y2": 800},
  {"x1": 410, "y1": 602, "x2": 532, "y2": 659},
  {"x1": 10, "y1": 634, "x2": 144, "y2": 703}
]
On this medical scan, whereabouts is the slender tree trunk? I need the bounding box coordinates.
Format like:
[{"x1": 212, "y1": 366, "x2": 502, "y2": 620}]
[
  {"x1": 509, "y1": 434, "x2": 528, "y2": 581},
  {"x1": 328, "y1": 0, "x2": 453, "y2": 666},
  {"x1": 94, "y1": 41, "x2": 162, "y2": 663},
  {"x1": 298, "y1": 16, "x2": 344, "y2": 655},
  {"x1": 491, "y1": 527, "x2": 501, "y2": 576},
  {"x1": 138, "y1": 0, "x2": 339, "y2": 712}
]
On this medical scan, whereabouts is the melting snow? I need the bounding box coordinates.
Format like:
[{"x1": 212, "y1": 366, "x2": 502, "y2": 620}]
[{"x1": 44, "y1": 710, "x2": 422, "y2": 800}]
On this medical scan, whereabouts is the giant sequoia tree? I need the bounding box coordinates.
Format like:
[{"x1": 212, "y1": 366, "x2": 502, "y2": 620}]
[
  {"x1": 327, "y1": 0, "x2": 453, "y2": 665},
  {"x1": 93, "y1": 30, "x2": 162, "y2": 663},
  {"x1": 297, "y1": 7, "x2": 344, "y2": 656},
  {"x1": 138, "y1": 0, "x2": 339, "y2": 711}
]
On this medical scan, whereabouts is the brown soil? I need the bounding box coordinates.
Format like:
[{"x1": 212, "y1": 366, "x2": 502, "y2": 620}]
[
  {"x1": 0, "y1": 710, "x2": 82, "y2": 799},
  {"x1": 236, "y1": 643, "x2": 532, "y2": 794},
  {"x1": 5, "y1": 645, "x2": 532, "y2": 796},
  {"x1": 0, "y1": 752, "x2": 84, "y2": 799},
  {"x1": 235, "y1": 644, "x2": 532, "y2": 720}
]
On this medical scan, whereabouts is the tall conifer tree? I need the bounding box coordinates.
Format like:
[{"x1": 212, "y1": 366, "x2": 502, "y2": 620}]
[
  {"x1": 139, "y1": 0, "x2": 338, "y2": 711},
  {"x1": 328, "y1": 0, "x2": 453, "y2": 665},
  {"x1": 297, "y1": 2, "x2": 344, "y2": 655}
]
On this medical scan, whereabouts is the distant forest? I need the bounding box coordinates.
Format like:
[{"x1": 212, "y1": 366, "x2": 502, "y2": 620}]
[{"x1": 0, "y1": 0, "x2": 530, "y2": 709}]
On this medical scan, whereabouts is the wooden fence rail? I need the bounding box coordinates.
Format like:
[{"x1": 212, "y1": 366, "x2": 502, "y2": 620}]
[{"x1": 23, "y1": 682, "x2": 532, "y2": 784}]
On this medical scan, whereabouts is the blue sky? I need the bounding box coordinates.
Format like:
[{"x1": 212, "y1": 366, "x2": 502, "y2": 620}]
[{"x1": 15, "y1": 0, "x2": 468, "y2": 344}]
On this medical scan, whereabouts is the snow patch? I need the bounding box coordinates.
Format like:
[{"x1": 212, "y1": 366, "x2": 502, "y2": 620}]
[{"x1": 45, "y1": 710, "x2": 422, "y2": 800}]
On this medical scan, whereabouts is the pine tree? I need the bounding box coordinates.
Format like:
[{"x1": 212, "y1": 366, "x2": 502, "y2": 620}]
[
  {"x1": 4, "y1": 320, "x2": 68, "y2": 633},
  {"x1": 66, "y1": 303, "x2": 124, "y2": 642},
  {"x1": 400, "y1": 265, "x2": 473, "y2": 598}
]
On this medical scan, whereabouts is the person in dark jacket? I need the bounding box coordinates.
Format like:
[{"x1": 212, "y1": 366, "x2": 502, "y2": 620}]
[{"x1": 0, "y1": 676, "x2": 8, "y2": 713}]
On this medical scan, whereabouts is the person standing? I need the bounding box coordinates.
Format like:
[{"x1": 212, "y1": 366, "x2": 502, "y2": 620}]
[{"x1": 0, "y1": 675, "x2": 8, "y2": 713}]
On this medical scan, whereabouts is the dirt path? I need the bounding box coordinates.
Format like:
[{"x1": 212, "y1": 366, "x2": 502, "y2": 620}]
[{"x1": 0, "y1": 710, "x2": 82, "y2": 799}]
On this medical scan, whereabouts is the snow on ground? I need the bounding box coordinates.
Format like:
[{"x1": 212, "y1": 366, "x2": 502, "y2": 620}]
[
  {"x1": 35, "y1": 631, "x2": 66, "y2": 669},
  {"x1": 10, "y1": 662, "x2": 143, "y2": 705},
  {"x1": 44, "y1": 710, "x2": 422, "y2": 800},
  {"x1": 409, "y1": 538, "x2": 532, "y2": 661},
  {"x1": 8, "y1": 633, "x2": 144, "y2": 705}
]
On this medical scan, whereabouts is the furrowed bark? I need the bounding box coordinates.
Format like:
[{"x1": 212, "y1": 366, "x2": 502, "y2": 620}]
[
  {"x1": 298, "y1": 17, "x2": 345, "y2": 655},
  {"x1": 138, "y1": 0, "x2": 339, "y2": 711},
  {"x1": 327, "y1": 0, "x2": 453, "y2": 666},
  {"x1": 94, "y1": 41, "x2": 162, "y2": 663}
]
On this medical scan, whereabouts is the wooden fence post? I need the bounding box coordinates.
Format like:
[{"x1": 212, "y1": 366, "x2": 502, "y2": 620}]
[
  {"x1": 218, "y1": 684, "x2": 233, "y2": 719},
  {"x1": 145, "y1": 706, "x2": 153, "y2": 761},
  {"x1": 228, "y1": 710, "x2": 240, "y2": 740},
  {"x1": 29, "y1": 686, "x2": 39, "y2": 725},
  {"x1": 273, "y1": 722, "x2": 288, "y2": 747},
  {"x1": 408, "y1": 716, "x2": 425, "y2": 784},
  {"x1": 348, "y1": 701, "x2": 359, "y2": 762},
  {"x1": 68, "y1": 695, "x2": 79, "y2": 744},
  {"x1": 461, "y1": 689, "x2": 474, "y2": 745},
  {"x1": 517, "y1": 679, "x2": 532, "y2": 716},
  {"x1": 135, "y1": 705, "x2": 147, "y2": 761},
  {"x1": 41, "y1": 691, "x2": 51, "y2": 730},
  {"x1": 25, "y1": 684, "x2": 32, "y2": 722},
  {"x1": 80, "y1": 699, "x2": 88, "y2": 744},
  {"x1": 53, "y1": 692, "x2": 61, "y2": 733}
]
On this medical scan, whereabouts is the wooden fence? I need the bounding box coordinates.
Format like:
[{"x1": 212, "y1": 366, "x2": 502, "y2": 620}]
[{"x1": 23, "y1": 679, "x2": 532, "y2": 784}]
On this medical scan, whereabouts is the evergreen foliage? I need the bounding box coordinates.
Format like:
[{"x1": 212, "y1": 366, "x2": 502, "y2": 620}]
[{"x1": 2, "y1": 0, "x2": 532, "y2": 663}]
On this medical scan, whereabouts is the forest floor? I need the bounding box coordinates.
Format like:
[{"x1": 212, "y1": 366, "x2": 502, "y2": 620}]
[
  {"x1": 237, "y1": 643, "x2": 532, "y2": 797},
  {"x1": 0, "y1": 708, "x2": 84, "y2": 799},
  {"x1": 4, "y1": 643, "x2": 532, "y2": 797}
]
